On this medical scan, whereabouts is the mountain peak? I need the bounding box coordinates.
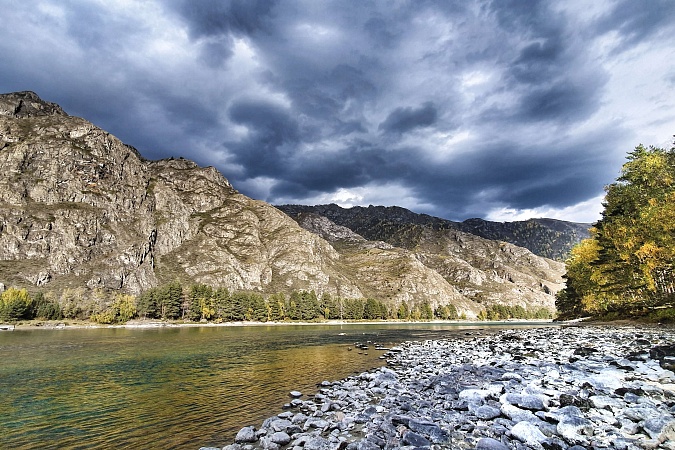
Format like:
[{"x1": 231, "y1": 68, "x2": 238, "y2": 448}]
[{"x1": 0, "y1": 91, "x2": 68, "y2": 118}]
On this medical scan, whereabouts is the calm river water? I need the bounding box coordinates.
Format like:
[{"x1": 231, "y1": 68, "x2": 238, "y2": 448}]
[{"x1": 0, "y1": 322, "x2": 552, "y2": 449}]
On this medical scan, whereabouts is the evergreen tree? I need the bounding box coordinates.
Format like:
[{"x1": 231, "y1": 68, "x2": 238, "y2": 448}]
[{"x1": 137, "y1": 289, "x2": 159, "y2": 319}]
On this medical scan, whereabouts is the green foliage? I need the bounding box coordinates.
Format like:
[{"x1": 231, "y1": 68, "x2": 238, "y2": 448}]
[
  {"x1": 90, "y1": 294, "x2": 137, "y2": 324},
  {"x1": 478, "y1": 304, "x2": 552, "y2": 321},
  {"x1": 0, "y1": 288, "x2": 32, "y2": 321},
  {"x1": 434, "y1": 303, "x2": 459, "y2": 320},
  {"x1": 32, "y1": 292, "x2": 63, "y2": 320},
  {"x1": 557, "y1": 143, "x2": 675, "y2": 319},
  {"x1": 397, "y1": 301, "x2": 410, "y2": 320}
]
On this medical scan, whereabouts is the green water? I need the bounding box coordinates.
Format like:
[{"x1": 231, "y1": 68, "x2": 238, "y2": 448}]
[{"x1": 0, "y1": 322, "x2": 551, "y2": 449}]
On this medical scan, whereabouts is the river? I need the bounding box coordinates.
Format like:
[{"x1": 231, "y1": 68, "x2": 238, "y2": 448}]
[{"x1": 0, "y1": 322, "x2": 553, "y2": 449}]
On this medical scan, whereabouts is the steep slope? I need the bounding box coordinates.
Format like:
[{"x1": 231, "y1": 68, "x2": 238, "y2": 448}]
[
  {"x1": 0, "y1": 91, "x2": 487, "y2": 317},
  {"x1": 277, "y1": 204, "x2": 590, "y2": 260},
  {"x1": 0, "y1": 92, "x2": 360, "y2": 298},
  {"x1": 279, "y1": 208, "x2": 565, "y2": 311}
]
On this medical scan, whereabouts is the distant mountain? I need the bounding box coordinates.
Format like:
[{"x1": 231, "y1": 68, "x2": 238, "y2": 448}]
[
  {"x1": 276, "y1": 204, "x2": 590, "y2": 261},
  {"x1": 0, "y1": 91, "x2": 567, "y2": 318},
  {"x1": 278, "y1": 206, "x2": 566, "y2": 311}
]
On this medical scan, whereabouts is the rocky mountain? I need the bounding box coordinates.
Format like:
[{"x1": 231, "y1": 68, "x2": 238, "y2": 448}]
[
  {"x1": 0, "y1": 91, "x2": 566, "y2": 318},
  {"x1": 276, "y1": 204, "x2": 590, "y2": 261},
  {"x1": 279, "y1": 207, "x2": 565, "y2": 312}
]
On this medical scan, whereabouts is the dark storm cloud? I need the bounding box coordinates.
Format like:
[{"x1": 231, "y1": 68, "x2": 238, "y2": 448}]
[
  {"x1": 227, "y1": 99, "x2": 299, "y2": 176},
  {"x1": 517, "y1": 80, "x2": 604, "y2": 123},
  {"x1": 1, "y1": 0, "x2": 672, "y2": 222},
  {"x1": 379, "y1": 102, "x2": 439, "y2": 134}
]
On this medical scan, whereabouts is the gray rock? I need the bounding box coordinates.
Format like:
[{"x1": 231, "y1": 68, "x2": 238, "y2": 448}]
[
  {"x1": 507, "y1": 394, "x2": 546, "y2": 411},
  {"x1": 541, "y1": 436, "x2": 566, "y2": 450},
  {"x1": 258, "y1": 436, "x2": 280, "y2": 450},
  {"x1": 269, "y1": 418, "x2": 293, "y2": 432},
  {"x1": 402, "y1": 431, "x2": 430, "y2": 447},
  {"x1": 234, "y1": 426, "x2": 257, "y2": 444},
  {"x1": 304, "y1": 417, "x2": 329, "y2": 431},
  {"x1": 475, "y1": 405, "x2": 502, "y2": 420},
  {"x1": 408, "y1": 419, "x2": 449, "y2": 443},
  {"x1": 269, "y1": 431, "x2": 292, "y2": 446},
  {"x1": 476, "y1": 437, "x2": 510, "y2": 450},
  {"x1": 511, "y1": 421, "x2": 547, "y2": 445},
  {"x1": 557, "y1": 415, "x2": 594, "y2": 445},
  {"x1": 303, "y1": 436, "x2": 333, "y2": 450},
  {"x1": 643, "y1": 417, "x2": 675, "y2": 440},
  {"x1": 289, "y1": 390, "x2": 303, "y2": 398},
  {"x1": 501, "y1": 404, "x2": 537, "y2": 423}
]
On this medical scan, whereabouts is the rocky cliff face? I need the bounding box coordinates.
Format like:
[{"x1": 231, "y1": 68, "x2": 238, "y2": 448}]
[
  {"x1": 0, "y1": 92, "x2": 360, "y2": 301},
  {"x1": 0, "y1": 91, "x2": 566, "y2": 318}
]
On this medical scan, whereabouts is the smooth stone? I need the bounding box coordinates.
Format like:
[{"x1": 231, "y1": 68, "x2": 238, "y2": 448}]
[
  {"x1": 509, "y1": 394, "x2": 546, "y2": 411},
  {"x1": 304, "y1": 417, "x2": 329, "y2": 431},
  {"x1": 501, "y1": 404, "x2": 537, "y2": 423},
  {"x1": 476, "y1": 437, "x2": 510, "y2": 450},
  {"x1": 270, "y1": 419, "x2": 293, "y2": 432},
  {"x1": 475, "y1": 405, "x2": 502, "y2": 420},
  {"x1": 234, "y1": 426, "x2": 257, "y2": 444},
  {"x1": 270, "y1": 432, "x2": 291, "y2": 446},
  {"x1": 289, "y1": 391, "x2": 303, "y2": 398},
  {"x1": 511, "y1": 421, "x2": 547, "y2": 445}
]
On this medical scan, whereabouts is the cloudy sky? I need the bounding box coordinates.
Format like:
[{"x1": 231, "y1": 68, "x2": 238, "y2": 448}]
[{"x1": 1, "y1": 0, "x2": 674, "y2": 223}]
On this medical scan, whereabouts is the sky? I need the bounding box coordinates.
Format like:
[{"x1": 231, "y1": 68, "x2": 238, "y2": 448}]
[{"x1": 1, "y1": 0, "x2": 674, "y2": 223}]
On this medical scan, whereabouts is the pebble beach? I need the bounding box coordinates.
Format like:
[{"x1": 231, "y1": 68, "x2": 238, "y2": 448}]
[{"x1": 204, "y1": 325, "x2": 675, "y2": 450}]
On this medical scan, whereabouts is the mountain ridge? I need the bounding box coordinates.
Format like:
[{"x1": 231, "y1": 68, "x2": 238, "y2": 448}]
[
  {"x1": 276, "y1": 203, "x2": 590, "y2": 261},
  {"x1": 0, "y1": 91, "x2": 566, "y2": 318}
]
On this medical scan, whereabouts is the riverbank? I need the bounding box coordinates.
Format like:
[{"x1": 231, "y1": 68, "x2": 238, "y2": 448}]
[
  {"x1": 212, "y1": 325, "x2": 675, "y2": 450},
  {"x1": 4, "y1": 318, "x2": 554, "y2": 331}
]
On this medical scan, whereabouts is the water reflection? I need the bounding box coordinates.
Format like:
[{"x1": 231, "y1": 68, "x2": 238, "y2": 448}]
[{"x1": 0, "y1": 322, "x2": 553, "y2": 449}]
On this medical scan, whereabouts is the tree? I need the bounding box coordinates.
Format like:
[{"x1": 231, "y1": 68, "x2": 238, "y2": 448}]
[
  {"x1": 268, "y1": 293, "x2": 286, "y2": 321},
  {"x1": 158, "y1": 281, "x2": 182, "y2": 320},
  {"x1": 137, "y1": 289, "x2": 159, "y2": 319},
  {"x1": 558, "y1": 143, "x2": 675, "y2": 318},
  {"x1": 32, "y1": 292, "x2": 63, "y2": 320},
  {"x1": 363, "y1": 298, "x2": 381, "y2": 320},
  {"x1": 397, "y1": 301, "x2": 410, "y2": 320},
  {"x1": 0, "y1": 288, "x2": 32, "y2": 321}
]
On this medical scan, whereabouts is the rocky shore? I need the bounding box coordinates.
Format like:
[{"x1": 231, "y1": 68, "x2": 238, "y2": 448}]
[{"x1": 203, "y1": 325, "x2": 675, "y2": 450}]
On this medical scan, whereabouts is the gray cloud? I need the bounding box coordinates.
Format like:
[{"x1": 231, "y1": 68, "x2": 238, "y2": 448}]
[
  {"x1": 0, "y1": 0, "x2": 672, "y2": 222},
  {"x1": 379, "y1": 102, "x2": 439, "y2": 134}
]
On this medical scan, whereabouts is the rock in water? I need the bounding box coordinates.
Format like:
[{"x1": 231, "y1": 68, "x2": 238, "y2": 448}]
[{"x1": 234, "y1": 426, "x2": 257, "y2": 444}]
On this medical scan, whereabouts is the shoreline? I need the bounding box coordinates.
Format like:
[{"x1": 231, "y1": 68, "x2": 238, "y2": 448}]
[
  {"x1": 4, "y1": 318, "x2": 556, "y2": 331},
  {"x1": 210, "y1": 324, "x2": 675, "y2": 450}
]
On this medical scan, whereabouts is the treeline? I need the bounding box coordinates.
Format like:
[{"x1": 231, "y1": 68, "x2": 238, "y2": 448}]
[
  {"x1": 477, "y1": 304, "x2": 553, "y2": 321},
  {"x1": 557, "y1": 144, "x2": 675, "y2": 321},
  {"x1": 0, "y1": 282, "x2": 463, "y2": 324}
]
